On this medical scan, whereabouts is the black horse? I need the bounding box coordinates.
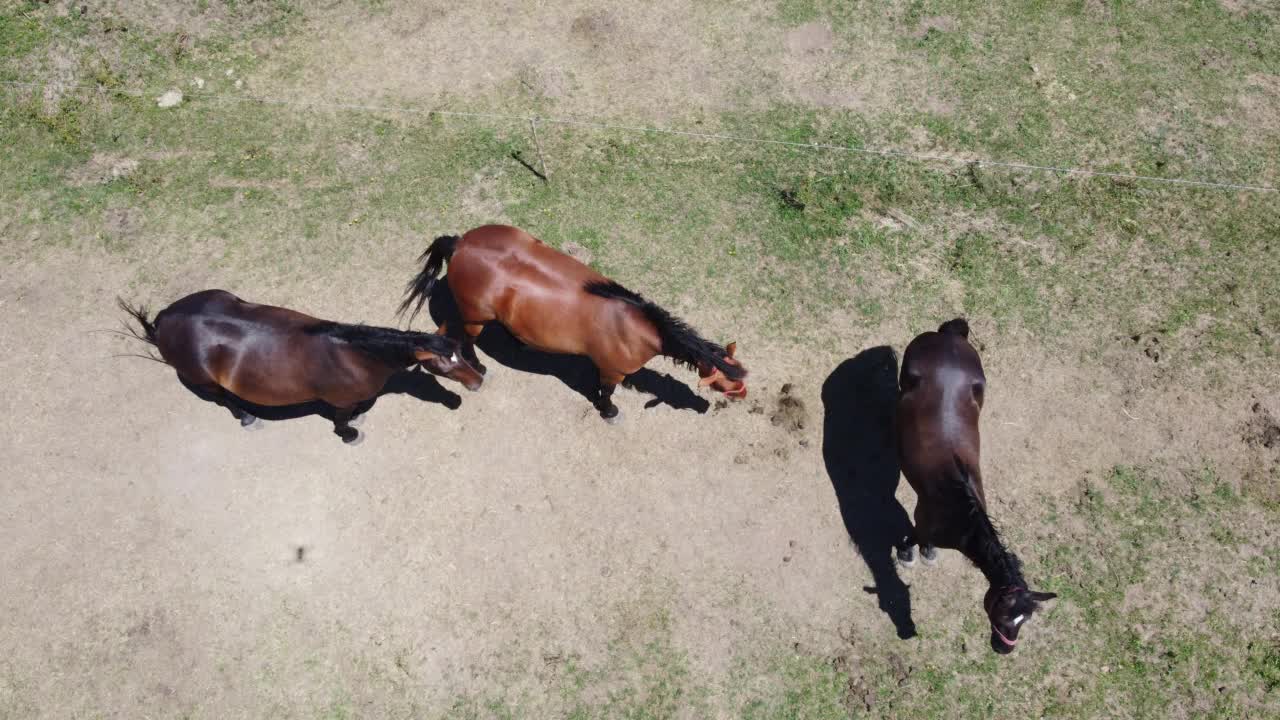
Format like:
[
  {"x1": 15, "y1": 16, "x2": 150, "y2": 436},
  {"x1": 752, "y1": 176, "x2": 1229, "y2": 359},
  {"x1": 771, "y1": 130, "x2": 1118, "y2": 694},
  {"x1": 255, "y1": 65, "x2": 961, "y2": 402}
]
[{"x1": 896, "y1": 319, "x2": 1056, "y2": 654}]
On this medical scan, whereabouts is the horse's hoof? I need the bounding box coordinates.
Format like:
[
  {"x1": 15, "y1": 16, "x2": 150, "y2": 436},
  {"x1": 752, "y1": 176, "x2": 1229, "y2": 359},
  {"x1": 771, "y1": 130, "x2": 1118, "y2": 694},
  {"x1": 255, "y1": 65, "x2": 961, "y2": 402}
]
[
  {"x1": 920, "y1": 546, "x2": 938, "y2": 566},
  {"x1": 603, "y1": 408, "x2": 623, "y2": 425},
  {"x1": 241, "y1": 415, "x2": 263, "y2": 430},
  {"x1": 342, "y1": 430, "x2": 364, "y2": 446},
  {"x1": 896, "y1": 547, "x2": 916, "y2": 568}
]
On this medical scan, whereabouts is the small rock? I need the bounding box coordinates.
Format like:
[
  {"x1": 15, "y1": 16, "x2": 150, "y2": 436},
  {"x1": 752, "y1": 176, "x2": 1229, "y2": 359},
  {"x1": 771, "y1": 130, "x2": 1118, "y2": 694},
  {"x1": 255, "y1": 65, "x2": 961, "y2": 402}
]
[
  {"x1": 234, "y1": 79, "x2": 243, "y2": 89},
  {"x1": 156, "y1": 89, "x2": 183, "y2": 108},
  {"x1": 193, "y1": 77, "x2": 205, "y2": 89}
]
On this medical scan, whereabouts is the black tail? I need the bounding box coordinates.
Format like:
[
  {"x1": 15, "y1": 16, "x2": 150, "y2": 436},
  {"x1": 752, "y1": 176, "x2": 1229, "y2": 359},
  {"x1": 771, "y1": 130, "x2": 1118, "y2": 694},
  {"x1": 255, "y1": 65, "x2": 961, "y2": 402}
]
[
  {"x1": 584, "y1": 281, "x2": 746, "y2": 381},
  {"x1": 397, "y1": 234, "x2": 460, "y2": 324},
  {"x1": 938, "y1": 317, "x2": 970, "y2": 338},
  {"x1": 116, "y1": 297, "x2": 167, "y2": 364}
]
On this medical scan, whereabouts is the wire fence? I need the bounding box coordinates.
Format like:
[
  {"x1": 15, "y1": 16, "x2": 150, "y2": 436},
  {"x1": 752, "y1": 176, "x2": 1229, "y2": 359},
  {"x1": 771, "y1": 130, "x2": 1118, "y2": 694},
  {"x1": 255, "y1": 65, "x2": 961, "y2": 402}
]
[{"x1": 3, "y1": 78, "x2": 1277, "y2": 193}]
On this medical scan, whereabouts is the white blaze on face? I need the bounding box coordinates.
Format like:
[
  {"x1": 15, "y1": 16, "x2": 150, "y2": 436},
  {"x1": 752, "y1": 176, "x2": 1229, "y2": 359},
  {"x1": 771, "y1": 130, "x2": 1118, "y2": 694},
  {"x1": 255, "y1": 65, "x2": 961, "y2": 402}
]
[
  {"x1": 1012, "y1": 614, "x2": 1025, "y2": 626},
  {"x1": 450, "y1": 353, "x2": 458, "y2": 363}
]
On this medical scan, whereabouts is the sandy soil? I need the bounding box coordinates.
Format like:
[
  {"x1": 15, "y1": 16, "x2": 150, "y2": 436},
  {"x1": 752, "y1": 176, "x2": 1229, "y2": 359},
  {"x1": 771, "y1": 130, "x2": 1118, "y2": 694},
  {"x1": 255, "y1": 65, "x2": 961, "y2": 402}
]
[{"x1": 2, "y1": 242, "x2": 1276, "y2": 716}]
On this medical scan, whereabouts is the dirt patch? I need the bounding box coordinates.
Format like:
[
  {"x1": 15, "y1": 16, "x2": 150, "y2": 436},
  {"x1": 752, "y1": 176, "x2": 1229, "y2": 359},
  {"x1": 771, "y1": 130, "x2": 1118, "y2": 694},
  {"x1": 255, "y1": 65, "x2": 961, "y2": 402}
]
[
  {"x1": 1244, "y1": 403, "x2": 1280, "y2": 450},
  {"x1": 786, "y1": 22, "x2": 835, "y2": 54},
  {"x1": 1241, "y1": 402, "x2": 1280, "y2": 505},
  {"x1": 68, "y1": 153, "x2": 139, "y2": 186},
  {"x1": 770, "y1": 382, "x2": 808, "y2": 434},
  {"x1": 457, "y1": 168, "x2": 511, "y2": 224},
  {"x1": 3, "y1": 246, "x2": 1278, "y2": 716},
  {"x1": 250, "y1": 1, "x2": 938, "y2": 123},
  {"x1": 1130, "y1": 332, "x2": 1165, "y2": 364},
  {"x1": 561, "y1": 241, "x2": 593, "y2": 265},
  {"x1": 569, "y1": 9, "x2": 621, "y2": 47},
  {"x1": 1219, "y1": 0, "x2": 1280, "y2": 17},
  {"x1": 912, "y1": 15, "x2": 957, "y2": 39},
  {"x1": 102, "y1": 207, "x2": 136, "y2": 237},
  {"x1": 77, "y1": 0, "x2": 286, "y2": 39},
  {"x1": 1238, "y1": 74, "x2": 1280, "y2": 134}
]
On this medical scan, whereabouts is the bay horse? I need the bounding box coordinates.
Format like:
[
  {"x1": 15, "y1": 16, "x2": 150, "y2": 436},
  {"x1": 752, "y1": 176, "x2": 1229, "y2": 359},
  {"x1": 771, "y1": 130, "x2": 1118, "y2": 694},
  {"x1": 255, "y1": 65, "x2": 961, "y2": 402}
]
[
  {"x1": 118, "y1": 289, "x2": 483, "y2": 444},
  {"x1": 895, "y1": 318, "x2": 1055, "y2": 653},
  {"x1": 397, "y1": 225, "x2": 746, "y2": 421}
]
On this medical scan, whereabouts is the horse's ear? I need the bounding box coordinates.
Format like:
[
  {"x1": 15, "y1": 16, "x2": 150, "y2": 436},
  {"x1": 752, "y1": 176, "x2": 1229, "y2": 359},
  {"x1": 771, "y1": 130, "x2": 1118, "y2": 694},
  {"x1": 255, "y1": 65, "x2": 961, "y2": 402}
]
[
  {"x1": 1029, "y1": 590, "x2": 1057, "y2": 603},
  {"x1": 726, "y1": 342, "x2": 737, "y2": 357}
]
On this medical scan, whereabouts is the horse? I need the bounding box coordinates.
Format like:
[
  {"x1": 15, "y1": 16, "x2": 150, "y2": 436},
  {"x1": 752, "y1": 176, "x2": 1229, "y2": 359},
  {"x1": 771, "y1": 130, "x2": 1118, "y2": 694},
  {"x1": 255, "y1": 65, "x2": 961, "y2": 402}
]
[
  {"x1": 118, "y1": 289, "x2": 483, "y2": 444},
  {"x1": 894, "y1": 318, "x2": 1056, "y2": 654},
  {"x1": 397, "y1": 224, "x2": 746, "y2": 421}
]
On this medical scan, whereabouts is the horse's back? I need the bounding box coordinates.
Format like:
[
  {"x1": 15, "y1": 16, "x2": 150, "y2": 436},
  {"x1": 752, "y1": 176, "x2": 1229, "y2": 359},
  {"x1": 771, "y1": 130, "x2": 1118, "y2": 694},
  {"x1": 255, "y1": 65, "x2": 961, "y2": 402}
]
[
  {"x1": 450, "y1": 225, "x2": 642, "y2": 357},
  {"x1": 152, "y1": 290, "x2": 330, "y2": 392},
  {"x1": 455, "y1": 224, "x2": 606, "y2": 287},
  {"x1": 158, "y1": 290, "x2": 322, "y2": 330},
  {"x1": 896, "y1": 327, "x2": 986, "y2": 497}
]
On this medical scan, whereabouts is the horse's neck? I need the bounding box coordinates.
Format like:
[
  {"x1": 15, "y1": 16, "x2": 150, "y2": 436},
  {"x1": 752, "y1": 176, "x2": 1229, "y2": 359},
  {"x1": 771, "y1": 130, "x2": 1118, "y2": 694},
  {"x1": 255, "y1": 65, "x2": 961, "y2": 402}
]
[{"x1": 961, "y1": 520, "x2": 1023, "y2": 589}]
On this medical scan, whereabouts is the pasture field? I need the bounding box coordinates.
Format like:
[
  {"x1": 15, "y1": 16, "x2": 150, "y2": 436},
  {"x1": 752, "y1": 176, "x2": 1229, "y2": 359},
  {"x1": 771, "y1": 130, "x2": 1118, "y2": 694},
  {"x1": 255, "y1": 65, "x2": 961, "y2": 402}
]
[{"x1": 2, "y1": 1, "x2": 1279, "y2": 717}]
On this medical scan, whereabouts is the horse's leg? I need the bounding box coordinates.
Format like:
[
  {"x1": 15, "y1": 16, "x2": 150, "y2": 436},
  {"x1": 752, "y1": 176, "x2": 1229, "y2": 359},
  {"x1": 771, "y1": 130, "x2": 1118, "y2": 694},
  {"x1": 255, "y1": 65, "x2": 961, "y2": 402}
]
[
  {"x1": 460, "y1": 321, "x2": 487, "y2": 375},
  {"x1": 896, "y1": 512, "x2": 920, "y2": 568},
  {"x1": 919, "y1": 544, "x2": 938, "y2": 566},
  {"x1": 332, "y1": 405, "x2": 361, "y2": 445},
  {"x1": 207, "y1": 384, "x2": 259, "y2": 428},
  {"x1": 896, "y1": 527, "x2": 918, "y2": 568},
  {"x1": 595, "y1": 370, "x2": 624, "y2": 422}
]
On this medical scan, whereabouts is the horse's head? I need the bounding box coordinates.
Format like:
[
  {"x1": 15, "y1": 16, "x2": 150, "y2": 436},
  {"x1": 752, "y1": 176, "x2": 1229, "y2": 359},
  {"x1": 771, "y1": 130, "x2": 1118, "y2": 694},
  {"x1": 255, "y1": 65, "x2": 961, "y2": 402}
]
[
  {"x1": 697, "y1": 342, "x2": 748, "y2": 399},
  {"x1": 415, "y1": 349, "x2": 484, "y2": 392},
  {"x1": 984, "y1": 585, "x2": 1056, "y2": 654}
]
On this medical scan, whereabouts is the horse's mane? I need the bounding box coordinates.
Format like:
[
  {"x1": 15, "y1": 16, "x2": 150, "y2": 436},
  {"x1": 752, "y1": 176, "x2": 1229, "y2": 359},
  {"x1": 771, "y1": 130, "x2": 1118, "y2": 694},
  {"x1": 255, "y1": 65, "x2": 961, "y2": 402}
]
[
  {"x1": 583, "y1": 281, "x2": 745, "y2": 380},
  {"x1": 304, "y1": 322, "x2": 457, "y2": 368},
  {"x1": 951, "y1": 459, "x2": 1025, "y2": 587}
]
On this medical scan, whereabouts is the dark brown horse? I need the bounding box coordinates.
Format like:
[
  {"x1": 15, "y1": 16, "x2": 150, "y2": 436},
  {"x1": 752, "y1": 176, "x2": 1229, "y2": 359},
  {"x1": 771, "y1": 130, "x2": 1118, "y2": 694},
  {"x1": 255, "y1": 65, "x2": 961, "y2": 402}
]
[
  {"x1": 119, "y1": 289, "x2": 482, "y2": 444},
  {"x1": 895, "y1": 318, "x2": 1055, "y2": 654},
  {"x1": 398, "y1": 225, "x2": 746, "y2": 421}
]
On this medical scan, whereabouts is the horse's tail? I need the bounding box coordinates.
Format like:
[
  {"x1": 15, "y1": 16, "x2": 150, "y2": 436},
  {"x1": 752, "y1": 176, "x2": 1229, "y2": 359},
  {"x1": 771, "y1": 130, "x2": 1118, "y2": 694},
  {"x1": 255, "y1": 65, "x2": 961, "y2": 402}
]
[
  {"x1": 116, "y1": 297, "x2": 167, "y2": 364},
  {"x1": 584, "y1": 281, "x2": 746, "y2": 381},
  {"x1": 397, "y1": 234, "x2": 460, "y2": 324}
]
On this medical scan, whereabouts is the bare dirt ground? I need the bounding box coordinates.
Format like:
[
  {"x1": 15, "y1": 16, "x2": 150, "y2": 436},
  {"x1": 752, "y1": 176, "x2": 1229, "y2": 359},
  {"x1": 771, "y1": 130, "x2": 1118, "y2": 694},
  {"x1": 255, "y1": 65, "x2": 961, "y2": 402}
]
[
  {"x1": 3, "y1": 1, "x2": 1280, "y2": 717},
  {"x1": 3, "y1": 244, "x2": 1276, "y2": 717},
  {"x1": 250, "y1": 1, "x2": 929, "y2": 122}
]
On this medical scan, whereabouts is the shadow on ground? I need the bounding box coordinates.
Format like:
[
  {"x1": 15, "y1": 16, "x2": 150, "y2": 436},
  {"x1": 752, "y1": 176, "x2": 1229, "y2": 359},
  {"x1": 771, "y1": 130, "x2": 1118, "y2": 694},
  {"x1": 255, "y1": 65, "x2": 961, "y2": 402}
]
[
  {"x1": 821, "y1": 346, "x2": 917, "y2": 639},
  {"x1": 179, "y1": 366, "x2": 463, "y2": 429}
]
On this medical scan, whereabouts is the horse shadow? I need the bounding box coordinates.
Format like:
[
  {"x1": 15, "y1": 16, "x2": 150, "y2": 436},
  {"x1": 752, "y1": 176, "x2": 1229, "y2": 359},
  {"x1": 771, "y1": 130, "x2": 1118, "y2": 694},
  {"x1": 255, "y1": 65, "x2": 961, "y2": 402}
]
[
  {"x1": 420, "y1": 276, "x2": 710, "y2": 414},
  {"x1": 179, "y1": 366, "x2": 463, "y2": 426},
  {"x1": 821, "y1": 346, "x2": 917, "y2": 639}
]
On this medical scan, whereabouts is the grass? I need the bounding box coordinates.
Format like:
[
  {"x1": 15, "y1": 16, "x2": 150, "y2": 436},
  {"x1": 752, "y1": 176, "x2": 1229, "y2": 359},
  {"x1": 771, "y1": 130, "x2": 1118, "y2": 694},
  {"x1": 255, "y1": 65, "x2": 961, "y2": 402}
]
[{"x1": 3, "y1": 1, "x2": 1280, "y2": 717}]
